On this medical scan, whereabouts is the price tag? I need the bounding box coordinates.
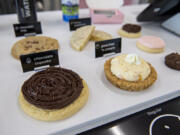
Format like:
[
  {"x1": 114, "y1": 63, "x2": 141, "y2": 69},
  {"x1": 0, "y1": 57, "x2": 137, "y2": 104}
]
[
  {"x1": 95, "y1": 38, "x2": 121, "y2": 58},
  {"x1": 20, "y1": 50, "x2": 59, "y2": 72},
  {"x1": 13, "y1": 22, "x2": 42, "y2": 37},
  {"x1": 69, "y1": 18, "x2": 91, "y2": 31}
]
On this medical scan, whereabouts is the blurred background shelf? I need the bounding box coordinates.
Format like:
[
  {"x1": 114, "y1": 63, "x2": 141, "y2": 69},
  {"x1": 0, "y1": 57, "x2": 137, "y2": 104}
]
[{"x1": 0, "y1": 0, "x2": 150, "y2": 15}]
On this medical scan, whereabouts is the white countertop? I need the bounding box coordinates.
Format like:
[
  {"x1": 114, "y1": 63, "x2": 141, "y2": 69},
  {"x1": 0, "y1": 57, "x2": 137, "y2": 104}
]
[{"x1": 0, "y1": 4, "x2": 180, "y2": 135}]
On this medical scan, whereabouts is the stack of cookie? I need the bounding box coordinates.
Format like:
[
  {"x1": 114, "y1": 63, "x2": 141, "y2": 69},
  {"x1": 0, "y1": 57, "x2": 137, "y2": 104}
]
[{"x1": 70, "y1": 25, "x2": 113, "y2": 51}]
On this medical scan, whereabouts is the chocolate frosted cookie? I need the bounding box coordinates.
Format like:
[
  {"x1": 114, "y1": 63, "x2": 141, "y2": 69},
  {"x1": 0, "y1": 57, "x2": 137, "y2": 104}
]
[
  {"x1": 165, "y1": 53, "x2": 180, "y2": 70},
  {"x1": 19, "y1": 67, "x2": 89, "y2": 121},
  {"x1": 122, "y1": 24, "x2": 141, "y2": 33},
  {"x1": 118, "y1": 23, "x2": 142, "y2": 38},
  {"x1": 11, "y1": 36, "x2": 59, "y2": 60}
]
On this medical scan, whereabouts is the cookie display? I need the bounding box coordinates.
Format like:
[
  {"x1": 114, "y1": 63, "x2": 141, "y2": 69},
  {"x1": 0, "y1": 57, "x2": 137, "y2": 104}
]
[
  {"x1": 19, "y1": 67, "x2": 89, "y2": 121},
  {"x1": 118, "y1": 23, "x2": 142, "y2": 38},
  {"x1": 165, "y1": 53, "x2": 180, "y2": 71},
  {"x1": 90, "y1": 30, "x2": 112, "y2": 41},
  {"x1": 11, "y1": 36, "x2": 59, "y2": 60},
  {"x1": 104, "y1": 54, "x2": 157, "y2": 91},
  {"x1": 70, "y1": 25, "x2": 95, "y2": 51},
  {"x1": 136, "y1": 36, "x2": 165, "y2": 53}
]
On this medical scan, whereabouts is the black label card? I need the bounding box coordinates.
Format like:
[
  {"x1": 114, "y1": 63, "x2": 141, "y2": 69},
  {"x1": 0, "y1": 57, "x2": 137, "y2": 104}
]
[
  {"x1": 95, "y1": 38, "x2": 121, "y2": 58},
  {"x1": 13, "y1": 22, "x2": 42, "y2": 37},
  {"x1": 69, "y1": 18, "x2": 91, "y2": 31},
  {"x1": 20, "y1": 50, "x2": 59, "y2": 72}
]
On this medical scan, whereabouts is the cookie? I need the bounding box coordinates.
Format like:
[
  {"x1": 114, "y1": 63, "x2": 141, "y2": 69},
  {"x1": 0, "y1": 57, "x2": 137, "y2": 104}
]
[
  {"x1": 19, "y1": 67, "x2": 89, "y2": 121},
  {"x1": 165, "y1": 53, "x2": 180, "y2": 70},
  {"x1": 136, "y1": 36, "x2": 165, "y2": 53},
  {"x1": 90, "y1": 30, "x2": 112, "y2": 41},
  {"x1": 11, "y1": 36, "x2": 59, "y2": 60},
  {"x1": 104, "y1": 55, "x2": 157, "y2": 91},
  {"x1": 118, "y1": 23, "x2": 141, "y2": 38},
  {"x1": 70, "y1": 25, "x2": 95, "y2": 51}
]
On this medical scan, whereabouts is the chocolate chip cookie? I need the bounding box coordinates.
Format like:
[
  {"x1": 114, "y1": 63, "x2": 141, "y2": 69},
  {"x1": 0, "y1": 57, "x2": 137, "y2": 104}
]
[{"x1": 11, "y1": 36, "x2": 59, "y2": 60}]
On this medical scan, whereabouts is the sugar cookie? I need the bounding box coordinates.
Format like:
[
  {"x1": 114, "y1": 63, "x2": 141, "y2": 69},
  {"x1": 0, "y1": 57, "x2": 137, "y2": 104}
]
[
  {"x1": 19, "y1": 67, "x2": 89, "y2": 121},
  {"x1": 118, "y1": 23, "x2": 141, "y2": 38},
  {"x1": 136, "y1": 36, "x2": 165, "y2": 53}
]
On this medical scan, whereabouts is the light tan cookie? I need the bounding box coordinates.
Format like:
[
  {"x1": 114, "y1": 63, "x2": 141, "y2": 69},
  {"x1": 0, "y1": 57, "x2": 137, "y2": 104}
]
[
  {"x1": 136, "y1": 36, "x2": 165, "y2": 53},
  {"x1": 118, "y1": 29, "x2": 141, "y2": 38},
  {"x1": 90, "y1": 30, "x2": 112, "y2": 41},
  {"x1": 104, "y1": 58, "x2": 157, "y2": 91},
  {"x1": 11, "y1": 36, "x2": 59, "y2": 60},
  {"x1": 118, "y1": 23, "x2": 142, "y2": 38},
  {"x1": 19, "y1": 80, "x2": 89, "y2": 121},
  {"x1": 70, "y1": 25, "x2": 95, "y2": 51},
  {"x1": 136, "y1": 42, "x2": 164, "y2": 53}
]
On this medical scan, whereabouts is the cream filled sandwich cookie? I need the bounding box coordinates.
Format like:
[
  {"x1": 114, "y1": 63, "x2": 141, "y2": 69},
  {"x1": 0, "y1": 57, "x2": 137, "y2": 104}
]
[
  {"x1": 118, "y1": 23, "x2": 142, "y2": 38},
  {"x1": 11, "y1": 36, "x2": 59, "y2": 60},
  {"x1": 70, "y1": 25, "x2": 95, "y2": 51},
  {"x1": 90, "y1": 30, "x2": 112, "y2": 41},
  {"x1": 136, "y1": 36, "x2": 165, "y2": 53},
  {"x1": 19, "y1": 67, "x2": 89, "y2": 121},
  {"x1": 104, "y1": 54, "x2": 157, "y2": 91}
]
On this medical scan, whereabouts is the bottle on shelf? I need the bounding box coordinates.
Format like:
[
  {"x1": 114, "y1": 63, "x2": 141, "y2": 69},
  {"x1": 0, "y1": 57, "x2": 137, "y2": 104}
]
[{"x1": 61, "y1": 0, "x2": 79, "y2": 22}]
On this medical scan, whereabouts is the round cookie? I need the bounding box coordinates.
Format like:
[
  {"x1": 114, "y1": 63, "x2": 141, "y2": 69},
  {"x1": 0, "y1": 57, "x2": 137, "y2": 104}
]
[
  {"x1": 136, "y1": 36, "x2": 165, "y2": 53},
  {"x1": 165, "y1": 53, "x2": 180, "y2": 71},
  {"x1": 104, "y1": 55, "x2": 157, "y2": 91},
  {"x1": 19, "y1": 67, "x2": 89, "y2": 121},
  {"x1": 118, "y1": 23, "x2": 141, "y2": 38},
  {"x1": 11, "y1": 36, "x2": 59, "y2": 60},
  {"x1": 90, "y1": 30, "x2": 112, "y2": 41}
]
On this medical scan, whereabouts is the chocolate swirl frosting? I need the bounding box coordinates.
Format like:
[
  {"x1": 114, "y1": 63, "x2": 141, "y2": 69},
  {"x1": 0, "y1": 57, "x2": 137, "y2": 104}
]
[
  {"x1": 122, "y1": 24, "x2": 141, "y2": 33},
  {"x1": 22, "y1": 67, "x2": 83, "y2": 110}
]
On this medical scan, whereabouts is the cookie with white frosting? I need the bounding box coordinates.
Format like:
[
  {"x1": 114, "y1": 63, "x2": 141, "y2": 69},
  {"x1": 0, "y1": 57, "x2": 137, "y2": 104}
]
[{"x1": 104, "y1": 54, "x2": 157, "y2": 91}]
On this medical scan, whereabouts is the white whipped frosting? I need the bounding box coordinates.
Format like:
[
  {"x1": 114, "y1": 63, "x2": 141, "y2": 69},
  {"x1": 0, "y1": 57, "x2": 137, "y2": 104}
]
[
  {"x1": 125, "y1": 53, "x2": 141, "y2": 65},
  {"x1": 111, "y1": 54, "x2": 150, "y2": 81}
]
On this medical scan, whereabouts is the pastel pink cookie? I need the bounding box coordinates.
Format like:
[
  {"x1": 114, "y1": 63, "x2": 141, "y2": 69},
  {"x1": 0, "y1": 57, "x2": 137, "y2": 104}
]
[{"x1": 138, "y1": 36, "x2": 165, "y2": 49}]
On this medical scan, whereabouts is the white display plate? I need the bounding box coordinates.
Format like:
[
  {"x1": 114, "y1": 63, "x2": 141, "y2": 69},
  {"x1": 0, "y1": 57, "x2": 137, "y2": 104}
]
[{"x1": 0, "y1": 5, "x2": 180, "y2": 135}]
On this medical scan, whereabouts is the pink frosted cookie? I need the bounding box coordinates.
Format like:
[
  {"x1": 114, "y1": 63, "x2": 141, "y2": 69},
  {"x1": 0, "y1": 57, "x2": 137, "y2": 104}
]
[{"x1": 136, "y1": 36, "x2": 165, "y2": 53}]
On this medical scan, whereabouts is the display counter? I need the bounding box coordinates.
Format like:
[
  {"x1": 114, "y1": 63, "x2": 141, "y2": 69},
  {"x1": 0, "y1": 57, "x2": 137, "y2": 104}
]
[{"x1": 0, "y1": 4, "x2": 180, "y2": 135}]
